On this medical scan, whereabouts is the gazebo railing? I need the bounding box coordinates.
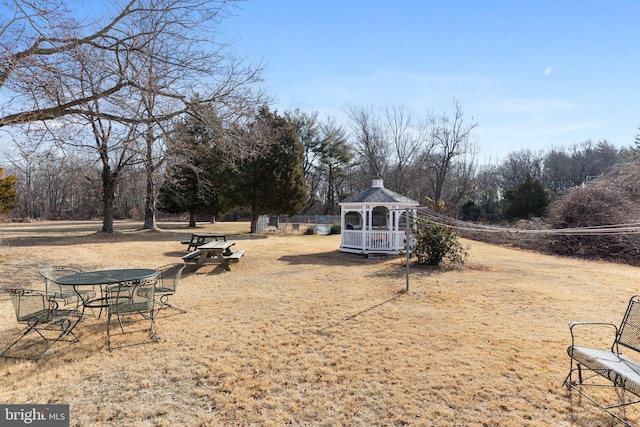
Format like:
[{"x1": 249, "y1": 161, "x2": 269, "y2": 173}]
[
  {"x1": 367, "y1": 231, "x2": 392, "y2": 250},
  {"x1": 341, "y1": 230, "x2": 406, "y2": 252},
  {"x1": 341, "y1": 230, "x2": 362, "y2": 248}
]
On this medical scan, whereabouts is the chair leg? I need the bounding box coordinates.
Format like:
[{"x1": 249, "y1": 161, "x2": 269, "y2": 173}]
[
  {"x1": 117, "y1": 314, "x2": 125, "y2": 333},
  {"x1": 149, "y1": 310, "x2": 158, "y2": 342},
  {"x1": 107, "y1": 313, "x2": 113, "y2": 351},
  {"x1": 107, "y1": 311, "x2": 158, "y2": 351},
  {"x1": 154, "y1": 294, "x2": 186, "y2": 316},
  {"x1": 106, "y1": 313, "x2": 129, "y2": 351},
  {"x1": 1, "y1": 319, "x2": 80, "y2": 360},
  {"x1": 0, "y1": 325, "x2": 39, "y2": 359}
]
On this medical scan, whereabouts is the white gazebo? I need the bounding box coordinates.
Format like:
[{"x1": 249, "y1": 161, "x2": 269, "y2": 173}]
[{"x1": 339, "y1": 179, "x2": 419, "y2": 255}]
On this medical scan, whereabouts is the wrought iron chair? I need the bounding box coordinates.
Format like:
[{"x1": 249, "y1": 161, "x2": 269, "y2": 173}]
[
  {"x1": 154, "y1": 263, "x2": 187, "y2": 316},
  {"x1": 39, "y1": 266, "x2": 96, "y2": 309},
  {"x1": 1, "y1": 289, "x2": 81, "y2": 360},
  {"x1": 105, "y1": 279, "x2": 157, "y2": 351}
]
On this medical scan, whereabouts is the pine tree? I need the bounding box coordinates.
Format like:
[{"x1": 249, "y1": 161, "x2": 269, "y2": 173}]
[
  {"x1": 503, "y1": 174, "x2": 550, "y2": 220},
  {"x1": 158, "y1": 114, "x2": 234, "y2": 227},
  {"x1": 235, "y1": 107, "x2": 308, "y2": 232},
  {"x1": 0, "y1": 168, "x2": 18, "y2": 214}
]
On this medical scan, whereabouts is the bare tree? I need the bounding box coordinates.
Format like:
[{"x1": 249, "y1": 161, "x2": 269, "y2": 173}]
[
  {"x1": 383, "y1": 105, "x2": 427, "y2": 195},
  {"x1": 121, "y1": 3, "x2": 266, "y2": 229},
  {"x1": 1, "y1": 0, "x2": 266, "y2": 230},
  {"x1": 1, "y1": 0, "x2": 138, "y2": 126},
  {"x1": 499, "y1": 149, "x2": 545, "y2": 189},
  {"x1": 420, "y1": 100, "x2": 478, "y2": 202},
  {"x1": 5, "y1": 142, "x2": 101, "y2": 220},
  {"x1": 346, "y1": 104, "x2": 389, "y2": 188}
]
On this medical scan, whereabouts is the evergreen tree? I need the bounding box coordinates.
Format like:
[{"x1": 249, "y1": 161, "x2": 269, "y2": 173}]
[
  {"x1": 317, "y1": 119, "x2": 354, "y2": 215},
  {"x1": 502, "y1": 174, "x2": 550, "y2": 220},
  {"x1": 236, "y1": 107, "x2": 308, "y2": 232},
  {"x1": 158, "y1": 114, "x2": 233, "y2": 227},
  {"x1": 0, "y1": 168, "x2": 18, "y2": 213}
]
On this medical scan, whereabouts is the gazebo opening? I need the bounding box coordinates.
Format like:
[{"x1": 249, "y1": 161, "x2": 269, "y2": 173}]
[
  {"x1": 371, "y1": 206, "x2": 388, "y2": 228},
  {"x1": 345, "y1": 212, "x2": 362, "y2": 230}
]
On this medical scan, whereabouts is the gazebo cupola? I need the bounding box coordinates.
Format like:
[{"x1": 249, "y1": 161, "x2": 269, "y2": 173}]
[{"x1": 339, "y1": 179, "x2": 419, "y2": 255}]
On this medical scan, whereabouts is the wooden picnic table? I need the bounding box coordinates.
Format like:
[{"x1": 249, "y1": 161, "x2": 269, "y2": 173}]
[
  {"x1": 182, "y1": 240, "x2": 244, "y2": 271},
  {"x1": 181, "y1": 233, "x2": 227, "y2": 251}
]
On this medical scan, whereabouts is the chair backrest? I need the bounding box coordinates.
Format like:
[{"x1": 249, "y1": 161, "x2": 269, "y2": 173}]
[
  {"x1": 8, "y1": 289, "x2": 50, "y2": 323},
  {"x1": 39, "y1": 266, "x2": 84, "y2": 294},
  {"x1": 156, "y1": 263, "x2": 186, "y2": 293},
  {"x1": 618, "y1": 295, "x2": 640, "y2": 353},
  {"x1": 106, "y1": 280, "x2": 156, "y2": 315}
]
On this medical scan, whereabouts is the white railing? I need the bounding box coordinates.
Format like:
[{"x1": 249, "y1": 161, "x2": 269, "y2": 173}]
[
  {"x1": 341, "y1": 230, "x2": 405, "y2": 251},
  {"x1": 341, "y1": 230, "x2": 362, "y2": 248}
]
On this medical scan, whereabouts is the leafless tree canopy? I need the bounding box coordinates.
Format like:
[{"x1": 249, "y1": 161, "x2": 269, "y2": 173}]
[
  {"x1": 1, "y1": 0, "x2": 267, "y2": 232},
  {"x1": 345, "y1": 101, "x2": 478, "y2": 205},
  {"x1": 0, "y1": 0, "x2": 265, "y2": 128}
]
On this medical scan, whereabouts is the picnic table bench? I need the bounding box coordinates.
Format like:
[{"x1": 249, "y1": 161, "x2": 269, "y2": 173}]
[
  {"x1": 182, "y1": 240, "x2": 243, "y2": 271},
  {"x1": 181, "y1": 233, "x2": 227, "y2": 251},
  {"x1": 564, "y1": 294, "x2": 640, "y2": 426}
]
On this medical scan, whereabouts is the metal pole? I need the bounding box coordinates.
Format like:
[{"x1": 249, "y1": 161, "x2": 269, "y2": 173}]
[{"x1": 405, "y1": 209, "x2": 410, "y2": 292}]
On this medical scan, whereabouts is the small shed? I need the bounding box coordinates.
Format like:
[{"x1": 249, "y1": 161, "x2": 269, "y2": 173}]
[{"x1": 339, "y1": 179, "x2": 419, "y2": 255}]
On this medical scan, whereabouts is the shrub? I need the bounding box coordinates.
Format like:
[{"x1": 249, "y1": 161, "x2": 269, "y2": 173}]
[
  {"x1": 329, "y1": 224, "x2": 341, "y2": 235},
  {"x1": 304, "y1": 226, "x2": 315, "y2": 235},
  {"x1": 546, "y1": 181, "x2": 640, "y2": 263},
  {"x1": 414, "y1": 220, "x2": 467, "y2": 266}
]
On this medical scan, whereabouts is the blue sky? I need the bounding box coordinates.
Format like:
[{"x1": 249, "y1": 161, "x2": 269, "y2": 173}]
[{"x1": 219, "y1": 0, "x2": 640, "y2": 161}]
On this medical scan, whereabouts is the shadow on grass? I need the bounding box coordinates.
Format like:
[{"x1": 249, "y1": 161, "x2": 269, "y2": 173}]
[
  {"x1": 279, "y1": 250, "x2": 395, "y2": 266},
  {"x1": 317, "y1": 292, "x2": 406, "y2": 334},
  {"x1": 2, "y1": 226, "x2": 265, "y2": 248}
]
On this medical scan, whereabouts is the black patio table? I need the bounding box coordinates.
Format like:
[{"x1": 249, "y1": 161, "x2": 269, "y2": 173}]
[{"x1": 55, "y1": 268, "x2": 158, "y2": 317}]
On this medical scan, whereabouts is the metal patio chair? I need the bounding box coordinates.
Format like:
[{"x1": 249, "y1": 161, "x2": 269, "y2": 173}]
[
  {"x1": 154, "y1": 263, "x2": 187, "y2": 316},
  {"x1": 39, "y1": 266, "x2": 96, "y2": 309},
  {"x1": 105, "y1": 279, "x2": 157, "y2": 351},
  {"x1": 1, "y1": 289, "x2": 81, "y2": 360}
]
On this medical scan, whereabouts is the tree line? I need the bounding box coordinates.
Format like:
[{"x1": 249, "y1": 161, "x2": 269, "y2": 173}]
[{"x1": 1, "y1": 98, "x2": 631, "y2": 228}]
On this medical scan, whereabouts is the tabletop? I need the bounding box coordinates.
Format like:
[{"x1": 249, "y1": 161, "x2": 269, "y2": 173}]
[
  {"x1": 198, "y1": 241, "x2": 234, "y2": 251},
  {"x1": 191, "y1": 233, "x2": 227, "y2": 239},
  {"x1": 55, "y1": 268, "x2": 158, "y2": 286}
]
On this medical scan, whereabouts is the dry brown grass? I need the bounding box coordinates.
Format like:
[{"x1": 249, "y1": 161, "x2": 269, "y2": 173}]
[{"x1": 0, "y1": 220, "x2": 639, "y2": 426}]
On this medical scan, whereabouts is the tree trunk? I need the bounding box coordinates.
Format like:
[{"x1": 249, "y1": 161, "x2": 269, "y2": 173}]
[
  {"x1": 188, "y1": 211, "x2": 196, "y2": 227},
  {"x1": 250, "y1": 212, "x2": 260, "y2": 233},
  {"x1": 143, "y1": 169, "x2": 157, "y2": 230},
  {"x1": 143, "y1": 123, "x2": 158, "y2": 230},
  {"x1": 101, "y1": 166, "x2": 115, "y2": 233}
]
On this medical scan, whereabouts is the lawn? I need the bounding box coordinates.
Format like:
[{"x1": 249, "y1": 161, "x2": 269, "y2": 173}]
[{"x1": 0, "y1": 220, "x2": 638, "y2": 426}]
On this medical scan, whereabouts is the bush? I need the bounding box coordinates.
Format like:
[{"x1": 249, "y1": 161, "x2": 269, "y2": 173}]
[
  {"x1": 304, "y1": 226, "x2": 315, "y2": 235},
  {"x1": 546, "y1": 181, "x2": 640, "y2": 263},
  {"x1": 329, "y1": 224, "x2": 341, "y2": 235},
  {"x1": 413, "y1": 220, "x2": 467, "y2": 267}
]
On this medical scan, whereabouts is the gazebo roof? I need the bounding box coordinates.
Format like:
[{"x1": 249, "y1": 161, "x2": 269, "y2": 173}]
[{"x1": 339, "y1": 179, "x2": 419, "y2": 206}]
